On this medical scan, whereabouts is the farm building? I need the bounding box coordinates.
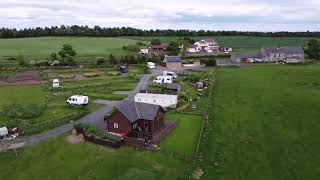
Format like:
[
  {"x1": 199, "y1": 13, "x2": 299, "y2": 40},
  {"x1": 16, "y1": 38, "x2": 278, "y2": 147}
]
[
  {"x1": 105, "y1": 101, "x2": 165, "y2": 136},
  {"x1": 163, "y1": 56, "x2": 182, "y2": 69},
  {"x1": 232, "y1": 47, "x2": 305, "y2": 63},
  {"x1": 134, "y1": 93, "x2": 178, "y2": 108},
  {"x1": 148, "y1": 44, "x2": 168, "y2": 55}
]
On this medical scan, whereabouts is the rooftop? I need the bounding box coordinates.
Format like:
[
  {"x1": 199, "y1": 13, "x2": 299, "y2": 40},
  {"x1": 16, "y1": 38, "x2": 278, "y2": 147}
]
[
  {"x1": 116, "y1": 101, "x2": 162, "y2": 123},
  {"x1": 163, "y1": 56, "x2": 182, "y2": 63}
]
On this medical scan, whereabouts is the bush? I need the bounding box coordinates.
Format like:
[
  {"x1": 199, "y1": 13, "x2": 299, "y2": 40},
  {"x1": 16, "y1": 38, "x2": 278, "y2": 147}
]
[
  {"x1": 75, "y1": 123, "x2": 121, "y2": 142},
  {"x1": 106, "y1": 71, "x2": 121, "y2": 76},
  {"x1": 1, "y1": 103, "x2": 44, "y2": 119}
]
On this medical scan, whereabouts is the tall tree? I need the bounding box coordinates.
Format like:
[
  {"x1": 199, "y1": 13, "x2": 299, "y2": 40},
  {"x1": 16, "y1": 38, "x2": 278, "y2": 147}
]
[
  {"x1": 58, "y1": 44, "x2": 77, "y2": 58},
  {"x1": 167, "y1": 41, "x2": 181, "y2": 56},
  {"x1": 304, "y1": 39, "x2": 320, "y2": 60}
]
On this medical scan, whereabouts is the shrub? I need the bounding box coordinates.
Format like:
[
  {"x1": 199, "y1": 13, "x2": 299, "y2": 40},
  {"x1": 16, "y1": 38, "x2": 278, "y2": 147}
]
[
  {"x1": 106, "y1": 71, "x2": 121, "y2": 76},
  {"x1": 75, "y1": 123, "x2": 121, "y2": 142},
  {"x1": 1, "y1": 103, "x2": 44, "y2": 119}
]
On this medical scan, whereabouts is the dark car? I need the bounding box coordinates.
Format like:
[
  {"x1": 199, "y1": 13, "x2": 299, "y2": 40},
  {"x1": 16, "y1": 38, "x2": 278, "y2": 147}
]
[{"x1": 119, "y1": 66, "x2": 128, "y2": 73}]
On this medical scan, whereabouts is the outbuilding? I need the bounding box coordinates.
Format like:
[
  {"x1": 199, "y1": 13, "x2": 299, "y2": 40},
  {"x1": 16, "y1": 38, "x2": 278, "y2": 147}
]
[
  {"x1": 163, "y1": 56, "x2": 182, "y2": 69},
  {"x1": 53, "y1": 79, "x2": 60, "y2": 88},
  {"x1": 134, "y1": 93, "x2": 178, "y2": 108}
]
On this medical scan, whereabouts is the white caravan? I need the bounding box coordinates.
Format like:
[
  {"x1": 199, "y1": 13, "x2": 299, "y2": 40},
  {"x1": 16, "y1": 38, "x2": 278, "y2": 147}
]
[
  {"x1": 163, "y1": 71, "x2": 177, "y2": 79},
  {"x1": 53, "y1": 79, "x2": 60, "y2": 88},
  {"x1": 153, "y1": 76, "x2": 173, "y2": 84},
  {"x1": 147, "y1": 62, "x2": 156, "y2": 69},
  {"x1": 135, "y1": 93, "x2": 178, "y2": 108},
  {"x1": 67, "y1": 95, "x2": 89, "y2": 106}
]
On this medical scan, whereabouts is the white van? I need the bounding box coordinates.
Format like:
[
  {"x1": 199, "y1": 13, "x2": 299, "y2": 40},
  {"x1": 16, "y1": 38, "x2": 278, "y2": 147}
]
[
  {"x1": 163, "y1": 71, "x2": 177, "y2": 79},
  {"x1": 53, "y1": 79, "x2": 60, "y2": 88},
  {"x1": 153, "y1": 76, "x2": 173, "y2": 84},
  {"x1": 67, "y1": 95, "x2": 89, "y2": 106},
  {"x1": 147, "y1": 62, "x2": 156, "y2": 69}
]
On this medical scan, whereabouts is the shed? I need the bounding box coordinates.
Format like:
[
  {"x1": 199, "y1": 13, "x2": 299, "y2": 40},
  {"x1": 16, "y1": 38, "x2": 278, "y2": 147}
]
[
  {"x1": 165, "y1": 83, "x2": 181, "y2": 95},
  {"x1": 163, "y1": 56, "x2": 182, "y2": 69},
  {"x1": 0, "y1": 127, "x2": 8, "y2": 137}
]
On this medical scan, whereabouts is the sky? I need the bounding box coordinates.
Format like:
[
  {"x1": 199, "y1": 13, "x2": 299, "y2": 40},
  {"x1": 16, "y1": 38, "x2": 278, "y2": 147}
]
[{"x1": 0, "y1": 0, "x2": 320, "y2": 32}]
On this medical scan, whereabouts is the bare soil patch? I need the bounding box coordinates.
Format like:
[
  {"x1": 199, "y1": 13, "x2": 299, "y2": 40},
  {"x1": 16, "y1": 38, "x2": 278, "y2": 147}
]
[
  {"x1": 66, "y1": 134, "x2": 84, "y2": 144},
  {"x1": 0, "y1": 71, "x2": 41, "y2": 85}
]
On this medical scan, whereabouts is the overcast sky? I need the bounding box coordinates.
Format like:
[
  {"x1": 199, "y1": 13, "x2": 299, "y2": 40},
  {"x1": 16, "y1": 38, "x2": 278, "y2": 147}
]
[{"x1": 1, "y1": 0, "x2": 320, "y2": 31}]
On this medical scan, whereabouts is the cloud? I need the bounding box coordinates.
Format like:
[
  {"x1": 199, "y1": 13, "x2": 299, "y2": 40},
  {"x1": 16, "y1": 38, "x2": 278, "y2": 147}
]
[{"x1": 0, "y1": 0, "x2": 319, "y2": 31}]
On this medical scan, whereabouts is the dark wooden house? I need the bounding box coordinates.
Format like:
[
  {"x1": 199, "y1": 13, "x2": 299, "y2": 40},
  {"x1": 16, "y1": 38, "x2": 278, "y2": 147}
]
[{"x1": 105, "y1": 101, "x2": 165, "y2": 138}]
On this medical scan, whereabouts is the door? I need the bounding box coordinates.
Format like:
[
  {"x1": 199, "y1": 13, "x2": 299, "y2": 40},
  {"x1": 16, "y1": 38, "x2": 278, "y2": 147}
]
[{"x1": 144, "y1": 122, "x2": 149, "y2": 132}]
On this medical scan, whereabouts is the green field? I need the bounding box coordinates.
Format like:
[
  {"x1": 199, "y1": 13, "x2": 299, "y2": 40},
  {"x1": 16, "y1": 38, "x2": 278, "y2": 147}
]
[
  {"x1": 125, "y1": 36, "x2": 312, "y2": 52},
  {"x1": 0, "y1": 134, "x2": 189, "y2": 180},
  {"x1": 0, "y1": 37, "x2": 145, "y2": 65},
  {"x1": 200, "y1": 64, "x2": 320, "y2": 180},
  {"x1": 160, "y1": 112, "x2": 202, "y2": 155}
]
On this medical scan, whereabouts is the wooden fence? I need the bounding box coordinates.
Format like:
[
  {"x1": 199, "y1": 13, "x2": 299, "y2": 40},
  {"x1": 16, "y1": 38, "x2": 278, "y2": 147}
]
[{"x1": 151, "y1": 121, "x2": 178, "y2": 144}]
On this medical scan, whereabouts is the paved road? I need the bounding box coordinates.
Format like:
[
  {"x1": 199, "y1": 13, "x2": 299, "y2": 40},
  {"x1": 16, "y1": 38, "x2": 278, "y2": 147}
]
[{"x1": 0, "y1": 74, "x2": 152, "y2": 151}]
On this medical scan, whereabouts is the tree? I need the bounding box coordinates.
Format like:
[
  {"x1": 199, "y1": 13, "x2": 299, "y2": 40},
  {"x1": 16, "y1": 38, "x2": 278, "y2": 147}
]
[
  {"x1": 58, "y1": 44, "x2": 77, "y2": 58},
  {"x1": 109, "y1": 54, "x2": 117, "y2": 65},
  {"x1": 16, "y1": 55, "x2": 25, "y2": 66},
  {"x1": 96, "y1": 57, "x2": 105, "y2": 66},
  {"x1": 50, "y1": 52, "x2": 58, "y2": 60},
  {"x1": 304, "y1": 39, "x2": 320, "y2": 60},
  {"x1": 167, "y1": 41, "x2": 181, "y2": 56},
  {"x1": 150, "y1": 38, "x2": 161, "y2": 45}
]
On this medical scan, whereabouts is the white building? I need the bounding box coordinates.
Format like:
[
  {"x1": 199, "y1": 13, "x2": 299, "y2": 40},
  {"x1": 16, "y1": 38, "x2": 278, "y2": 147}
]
[
  {"x1": 0, "y1": 127, "x2": 8, "y2": 137},
  {"x1": 193, "y1": 39, "x2": 220, "y2": 53},
  {"x1": 134, "y1": 93, "x2": 178, "y2": 108}
]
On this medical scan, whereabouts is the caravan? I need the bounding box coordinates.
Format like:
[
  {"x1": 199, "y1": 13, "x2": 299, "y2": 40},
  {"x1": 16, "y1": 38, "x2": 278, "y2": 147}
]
[
  {"x1": 67, "y1": 95, "x2": 89, "y2": 106},
  {"x1": 147, "y1": 62, "x2": 156, "y2": 69},
  {"x1": 153, "y1": 76, "x2": 173, "y2": 84}
]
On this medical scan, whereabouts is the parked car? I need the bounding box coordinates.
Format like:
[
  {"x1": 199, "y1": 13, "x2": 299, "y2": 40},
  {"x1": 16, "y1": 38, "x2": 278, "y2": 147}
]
[
  {"x1": 163, "y1": 71, "x2": 177, "y2": 79},
  {"x1": 67, "y1": 95, "x2": 89, "y2": 106},
  {"x1": 153, "y1": 76, "x2": 173, "y2": 84},
  {"x1": 119, "y1": 66, "x2": 128, "y2": 73}
]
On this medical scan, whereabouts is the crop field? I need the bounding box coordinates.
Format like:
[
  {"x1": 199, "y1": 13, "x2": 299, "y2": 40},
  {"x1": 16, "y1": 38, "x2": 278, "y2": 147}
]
[
  {"x1": 125, "y1": 36, "x2": 312, "y2": 52},
  {"x1": 0, "y1": 37, "x2": 145, "y2": 65},
  {"x1": 200, "y1": 64, "x2": 320, "y2": 180},
  {"x1": 0, "y1": 134, "x2": 189, "y2": 180}
]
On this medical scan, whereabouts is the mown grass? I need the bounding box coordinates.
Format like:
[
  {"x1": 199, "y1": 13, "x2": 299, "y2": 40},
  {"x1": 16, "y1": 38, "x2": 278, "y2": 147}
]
[
  {"x1": 200, "y1": 64, "x2": 320, "y2": 180},
  {"x1": 0, "y1": 134, "x2": 189, "y2": 180},
  {"x1": 160, "y1": 112, "x2": 202, "y2": 155},
  {"x1": 124, "y1": 36, "x2": 312, "y2": 52}
]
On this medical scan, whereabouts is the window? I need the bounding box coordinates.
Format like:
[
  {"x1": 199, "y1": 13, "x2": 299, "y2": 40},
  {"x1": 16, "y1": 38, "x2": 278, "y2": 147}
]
[
  {"x1": 113, "y1": 123, "x2": 119, "y2": 129},
  {"x1": 133, "y1": 122, "x2": 138, "y2": 129},
  {"x1": 137, "y1": 98, "x2": 141, "y2": 102},
  {"x1": 153, "y1": 99, "x2": 156, "y2": 103}
]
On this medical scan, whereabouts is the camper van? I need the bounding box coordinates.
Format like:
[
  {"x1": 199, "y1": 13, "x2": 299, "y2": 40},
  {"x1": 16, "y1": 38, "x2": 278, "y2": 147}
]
[
  {"x1": 153, "y1": 76, "x2": 173, "y2": 84},
  {"x1": 163, "y1": 71, "x2": 177, "y2": 79},
  {"x1": 53, "y1": 79, "x2": 60, "y2": 88},
  {"x1": 147, "y1": 62, "x2": 156, "y2": 69},
  {"x1": 67, "y1": 95, "x2": 89, "y2": 106}
]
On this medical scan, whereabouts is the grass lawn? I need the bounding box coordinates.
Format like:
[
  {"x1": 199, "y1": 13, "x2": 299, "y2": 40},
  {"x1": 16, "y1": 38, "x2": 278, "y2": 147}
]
[
  {"x1": 124, "y1": 36, "x2": 311, "y2": 53},
  {"x1": 0, "y1": 134, "x2": 189, "y2": 180},
  {"x1": 160, "y1": 112, "x2": 203, "y2": 155},
  {"x1": 200, "y1": 64, "x2": 320, "y2": 180}
]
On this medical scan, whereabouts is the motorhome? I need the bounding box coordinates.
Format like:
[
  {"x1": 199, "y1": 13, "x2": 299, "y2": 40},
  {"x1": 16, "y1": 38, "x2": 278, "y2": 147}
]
[
  {"x1": 153, "y1": 76, "x2": 173, "y2": 84},
  {"x1": 163, "y1": 71, "x2": 177, "y2": 79},
  {"x1": 67, "y1": 95, "x2": 89, "y2": 106}
]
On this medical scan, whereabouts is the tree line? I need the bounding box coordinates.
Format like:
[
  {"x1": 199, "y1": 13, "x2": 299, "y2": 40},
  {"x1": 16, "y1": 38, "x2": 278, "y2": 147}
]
[{"x1": 1, "y1": 25, "x2": 320, "y2": 38}]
